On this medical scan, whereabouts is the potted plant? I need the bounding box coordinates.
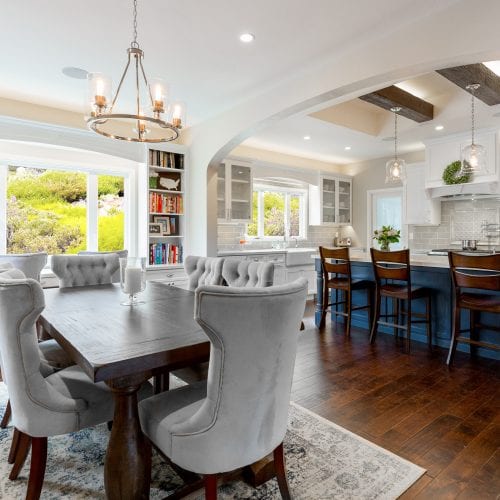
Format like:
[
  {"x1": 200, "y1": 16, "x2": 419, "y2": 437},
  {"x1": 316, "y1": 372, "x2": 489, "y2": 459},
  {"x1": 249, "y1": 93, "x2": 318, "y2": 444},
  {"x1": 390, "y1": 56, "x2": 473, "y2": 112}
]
[{"x1": 373, "y1": 225, "x2": 400, "y2": 251}]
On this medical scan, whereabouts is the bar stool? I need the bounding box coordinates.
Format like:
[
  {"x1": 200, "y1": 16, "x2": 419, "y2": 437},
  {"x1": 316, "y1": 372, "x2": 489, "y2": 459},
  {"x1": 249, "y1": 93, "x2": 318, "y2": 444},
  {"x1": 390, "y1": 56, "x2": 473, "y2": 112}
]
[
  {"x1": 318, "y1": 246, "x2": 374, "y2": 335},
  {"x1": 369, "y1": 248, "x2": 432, "y2": 353},
  {"x1": 447, "y1": 252, "x2": 500, "y2": 365}
]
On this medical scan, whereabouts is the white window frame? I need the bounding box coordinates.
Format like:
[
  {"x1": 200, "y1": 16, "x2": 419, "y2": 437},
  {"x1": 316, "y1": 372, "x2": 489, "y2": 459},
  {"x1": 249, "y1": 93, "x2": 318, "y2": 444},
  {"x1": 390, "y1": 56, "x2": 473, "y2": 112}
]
[
  {"x1": 366, "y1": 187, "x2": 407, "y2": 250},
  {"x1": 246, "y1": 184, "x2": 307, "y2": 241},
  {"x1": 0, "y1": 162, "x2": 131, "y2": 255}
]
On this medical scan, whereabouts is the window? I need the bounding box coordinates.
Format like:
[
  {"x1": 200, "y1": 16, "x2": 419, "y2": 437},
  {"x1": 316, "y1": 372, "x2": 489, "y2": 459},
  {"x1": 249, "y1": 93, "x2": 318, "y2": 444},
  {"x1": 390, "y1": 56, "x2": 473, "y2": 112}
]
[
  {"x1": 5, "y1": 166, "x2": 125, "y2": 255},
  {"x1": 247, "y1": 185, "x2": 306, "y2": 240},
  {"x1": 367, "y1": 188, "x2": 405, "y2": 250}
]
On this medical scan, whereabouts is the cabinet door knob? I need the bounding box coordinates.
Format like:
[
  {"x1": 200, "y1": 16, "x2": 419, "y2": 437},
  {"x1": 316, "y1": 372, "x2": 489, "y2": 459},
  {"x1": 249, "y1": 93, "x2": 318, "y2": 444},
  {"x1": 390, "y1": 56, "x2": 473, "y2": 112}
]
[{"x1": 166, "y1": 273, "x2": 174, "y2": 277}]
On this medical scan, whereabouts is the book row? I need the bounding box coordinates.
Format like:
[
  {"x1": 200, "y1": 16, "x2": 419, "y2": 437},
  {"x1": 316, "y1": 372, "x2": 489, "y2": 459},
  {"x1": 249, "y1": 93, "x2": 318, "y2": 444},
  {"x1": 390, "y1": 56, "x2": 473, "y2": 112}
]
[
  {"x1": 149, "y1": 243, "x2": 183, "y2": 265},
  {"x1": 149, "y1": 150, "x2": 184, "y2": 170},
  {"x1": 149, "y1": 193, "x2": 183, "y2": 214}
]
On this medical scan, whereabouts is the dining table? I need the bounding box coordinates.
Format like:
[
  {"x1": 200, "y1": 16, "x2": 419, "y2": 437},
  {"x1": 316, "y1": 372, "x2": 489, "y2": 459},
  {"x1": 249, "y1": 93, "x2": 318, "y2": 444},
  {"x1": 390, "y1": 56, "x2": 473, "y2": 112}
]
[{"x1": 38, "y1": 282, "x2": 210, "y2": 500}]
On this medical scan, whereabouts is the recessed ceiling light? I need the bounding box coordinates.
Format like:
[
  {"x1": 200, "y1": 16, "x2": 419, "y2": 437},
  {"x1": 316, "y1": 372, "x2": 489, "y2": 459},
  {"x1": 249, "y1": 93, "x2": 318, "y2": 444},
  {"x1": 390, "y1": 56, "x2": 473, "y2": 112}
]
[
  {"x1": 344, "y1": 146, "x2": 351, "y2": 150},
  {"x1": 303, "y1": 135, "x2": 311, "y2": 140},
  {"x1": 239, "y1": 33, "x2": 255, "y2": 43},
  {"x1": 435, "y1": 125, "x2": 444, "y2": 131},
  {"x1": 62, "y1": 67, "x2": 88, "y2": 79}
]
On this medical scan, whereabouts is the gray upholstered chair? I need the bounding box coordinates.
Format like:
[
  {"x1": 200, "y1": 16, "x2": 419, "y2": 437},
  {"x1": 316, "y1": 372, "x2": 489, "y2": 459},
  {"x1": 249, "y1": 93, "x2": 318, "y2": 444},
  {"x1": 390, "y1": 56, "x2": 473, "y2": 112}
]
[
  {"x1": 78, "y1": 250, "x2": 128, "y2": 283},
  {"x1": 222, "y1": 259, "x2": 274, "y2": 287},
  {"x1": 51, "y1": 254, "x2": 120, "y2": 288},
  {"x1": 0, "y1": 267, "x2": 73, "y2": 431},
  {"x1": 0, "y1": 274, "x2": 117, "y2": 499},
  {"x1": 0, "y1": 252, "x2": 48, "y2": 281},
  {"x1": 139, "y1": 279, "x2": 308, "y2": 499},
  {"x1": 184, "y1": 255, "x2": 224, "y2": 291}
]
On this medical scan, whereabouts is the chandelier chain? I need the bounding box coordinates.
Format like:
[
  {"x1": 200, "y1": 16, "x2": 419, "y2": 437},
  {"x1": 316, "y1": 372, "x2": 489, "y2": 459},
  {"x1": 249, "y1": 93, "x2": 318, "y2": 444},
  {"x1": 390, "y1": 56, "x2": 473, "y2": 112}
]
[{"x1": 132, "y1": 0, "x2": 139, "y2": 48}]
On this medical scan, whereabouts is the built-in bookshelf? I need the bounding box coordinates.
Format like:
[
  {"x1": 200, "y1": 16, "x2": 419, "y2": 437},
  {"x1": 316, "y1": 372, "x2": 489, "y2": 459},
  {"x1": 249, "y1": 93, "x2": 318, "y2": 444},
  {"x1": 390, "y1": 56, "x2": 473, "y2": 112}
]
[{"x1": 148, "y1": 148, "x2": 185, "y2": 267}]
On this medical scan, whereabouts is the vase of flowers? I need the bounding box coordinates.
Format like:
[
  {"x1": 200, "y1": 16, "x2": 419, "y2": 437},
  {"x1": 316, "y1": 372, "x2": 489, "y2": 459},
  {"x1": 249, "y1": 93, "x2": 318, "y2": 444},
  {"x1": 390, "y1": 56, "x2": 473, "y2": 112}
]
[{"x1": 373, "y1": 225, "x2": 400, "y2": 251}]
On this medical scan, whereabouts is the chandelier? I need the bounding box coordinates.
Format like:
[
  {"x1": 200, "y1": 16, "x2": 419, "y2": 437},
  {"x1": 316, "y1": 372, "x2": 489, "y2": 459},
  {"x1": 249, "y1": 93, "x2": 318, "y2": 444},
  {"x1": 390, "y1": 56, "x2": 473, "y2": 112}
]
[
  {"x1": 86, "y1": 0, "x2": 186, "y2": 143},
  {"x1": 385, "y1": 107, "x2": 406, "y2": 184},
  {"x1": 460, "y1": 83, "x2": 485, "y2": 176}
]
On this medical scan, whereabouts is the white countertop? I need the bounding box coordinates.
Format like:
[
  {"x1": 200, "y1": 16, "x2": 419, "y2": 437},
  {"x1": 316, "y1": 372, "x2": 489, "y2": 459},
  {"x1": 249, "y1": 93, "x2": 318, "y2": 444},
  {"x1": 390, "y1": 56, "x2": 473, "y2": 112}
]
[{"x1": 218, "y1": 248, "x2": 450, "y2": 268}]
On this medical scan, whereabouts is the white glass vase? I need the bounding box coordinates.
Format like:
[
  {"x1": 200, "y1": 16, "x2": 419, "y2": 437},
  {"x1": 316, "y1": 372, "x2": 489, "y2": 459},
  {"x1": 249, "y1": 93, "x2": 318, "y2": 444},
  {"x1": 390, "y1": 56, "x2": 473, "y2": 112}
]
[{"x1": 119, "y1": 257, "x2": 146, "y2": 306}]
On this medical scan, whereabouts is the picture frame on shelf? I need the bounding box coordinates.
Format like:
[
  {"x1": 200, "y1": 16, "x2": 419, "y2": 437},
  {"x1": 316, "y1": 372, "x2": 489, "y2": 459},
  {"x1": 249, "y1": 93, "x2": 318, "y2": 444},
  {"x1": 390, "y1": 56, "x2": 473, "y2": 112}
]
[
  {"x1": 153, "y1": 216, "x2": 177, "y2": 236},
  {"x1": 148, "y1": 223, "x2": 162, "y2": 236}
]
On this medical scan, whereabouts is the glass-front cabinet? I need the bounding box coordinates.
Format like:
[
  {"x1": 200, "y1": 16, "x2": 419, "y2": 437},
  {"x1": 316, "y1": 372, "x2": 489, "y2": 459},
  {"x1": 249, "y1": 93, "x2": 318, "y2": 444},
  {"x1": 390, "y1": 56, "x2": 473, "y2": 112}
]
[
  {"x1": 217, "y1": 160, "x2": 252, "y2": 223},
  {"x1": 309, "y1": 174, "x2": 352, "y2": 226}
]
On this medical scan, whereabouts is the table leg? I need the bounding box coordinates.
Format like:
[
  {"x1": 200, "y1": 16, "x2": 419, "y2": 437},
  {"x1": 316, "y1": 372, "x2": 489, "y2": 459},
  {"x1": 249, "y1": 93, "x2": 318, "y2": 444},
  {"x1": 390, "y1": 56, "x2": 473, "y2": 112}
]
[{"x1": 105, "y1": 374, "x2": 151, "y2": 500}]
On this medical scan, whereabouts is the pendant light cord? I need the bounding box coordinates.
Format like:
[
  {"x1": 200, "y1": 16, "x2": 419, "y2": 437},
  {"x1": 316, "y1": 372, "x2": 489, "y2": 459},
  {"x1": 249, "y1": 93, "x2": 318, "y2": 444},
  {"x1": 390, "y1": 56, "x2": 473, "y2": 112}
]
[
  {"x1": 394, "y1": 111, "x2": 398, "y2": 160},
  {"x1": 471, "y1": 89, "x2": 475, "y2": 146}
]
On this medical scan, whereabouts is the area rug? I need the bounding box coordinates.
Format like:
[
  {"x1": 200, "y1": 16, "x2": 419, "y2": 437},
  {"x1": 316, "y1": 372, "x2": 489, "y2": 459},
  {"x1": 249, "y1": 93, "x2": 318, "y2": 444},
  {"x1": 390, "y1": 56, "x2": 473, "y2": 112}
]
[{"x1": 0, "y1": 383, "x2": 424, "y2": 499}]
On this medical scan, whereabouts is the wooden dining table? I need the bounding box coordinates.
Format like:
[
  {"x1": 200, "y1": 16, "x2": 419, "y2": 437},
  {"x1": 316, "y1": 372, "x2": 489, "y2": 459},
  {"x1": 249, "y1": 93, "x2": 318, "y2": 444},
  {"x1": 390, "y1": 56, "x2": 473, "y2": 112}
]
[{"x1": 39, "y1": 282, "x2": 210, "y2": 500}]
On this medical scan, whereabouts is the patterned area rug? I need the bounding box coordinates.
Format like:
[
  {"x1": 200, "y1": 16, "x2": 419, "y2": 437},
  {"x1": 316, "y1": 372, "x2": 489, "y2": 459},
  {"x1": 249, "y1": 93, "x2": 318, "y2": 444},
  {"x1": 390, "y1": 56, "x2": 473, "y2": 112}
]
[{"x1": 0, "y1": 383, "x2": 424, "y2": 499}]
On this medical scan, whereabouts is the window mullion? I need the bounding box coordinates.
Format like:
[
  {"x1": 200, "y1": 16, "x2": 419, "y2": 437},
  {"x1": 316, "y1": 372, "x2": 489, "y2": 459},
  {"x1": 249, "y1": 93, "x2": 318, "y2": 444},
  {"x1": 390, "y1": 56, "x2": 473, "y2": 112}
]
[
  {"x1": 87, "y1": 174, "x2": 98, "y2": 251},
  {"x1": 0, "y1": 165, "x2": 7, "y2": 254},
  {"x1": 284, "y1": 193, "x2": 290, "y2": 240},
  {"x1": 257, "y1": 191, "x2": 264, "y2": 237}
]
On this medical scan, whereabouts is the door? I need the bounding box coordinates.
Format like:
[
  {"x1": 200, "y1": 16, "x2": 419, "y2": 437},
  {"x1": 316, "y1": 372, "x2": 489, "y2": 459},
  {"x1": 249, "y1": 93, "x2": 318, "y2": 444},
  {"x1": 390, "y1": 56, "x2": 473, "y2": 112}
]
[{"x1": 367, "y1": 188, "x2": 405, "y2": 250}]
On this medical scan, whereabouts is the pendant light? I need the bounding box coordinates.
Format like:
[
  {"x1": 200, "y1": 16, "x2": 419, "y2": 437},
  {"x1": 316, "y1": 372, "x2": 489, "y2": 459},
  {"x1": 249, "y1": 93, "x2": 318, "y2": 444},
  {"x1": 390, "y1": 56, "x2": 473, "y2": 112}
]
[
  {"x1": 385, "y1": 107, "x2": 406, "y2": 184},
  {"x1": 86, "y1": 0, "x2": 186, "y2": 143},
  {"x1": 460, "y1": 83, "x2": 485, "y2": 176}
]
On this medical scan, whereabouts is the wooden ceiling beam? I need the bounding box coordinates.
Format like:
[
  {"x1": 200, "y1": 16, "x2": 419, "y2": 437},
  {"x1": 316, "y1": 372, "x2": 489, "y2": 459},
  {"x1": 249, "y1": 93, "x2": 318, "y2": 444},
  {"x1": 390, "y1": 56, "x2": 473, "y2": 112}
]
[
  {"x1": 358, "y1": 85, "x2": 434, "y2": 122},
  {"x1": 436, "y1": 63, "x2": 500, "y2": 105}
]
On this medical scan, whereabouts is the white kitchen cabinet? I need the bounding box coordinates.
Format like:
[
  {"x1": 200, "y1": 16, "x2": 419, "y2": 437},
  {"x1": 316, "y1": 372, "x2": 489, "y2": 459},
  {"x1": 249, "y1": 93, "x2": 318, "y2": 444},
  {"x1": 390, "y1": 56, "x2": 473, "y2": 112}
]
[
  {"x1": 217, "y1": 160, "x2": 253, "y2": 223},
  {"x1": 425, "y1": 130, "x2": 498, "y2": 187},
  {"x1": 309, "y1": 174, "x2": 352, "y2": 226},
  {"x1": 286, "y1": 265, "x2": 316, "y2": 295},
  {"x1": 405, "y1": 163, "x2": 441, "y2": 226},
  {"x1": 147, "y1": 266, "x2": 188, "y2": 288}
]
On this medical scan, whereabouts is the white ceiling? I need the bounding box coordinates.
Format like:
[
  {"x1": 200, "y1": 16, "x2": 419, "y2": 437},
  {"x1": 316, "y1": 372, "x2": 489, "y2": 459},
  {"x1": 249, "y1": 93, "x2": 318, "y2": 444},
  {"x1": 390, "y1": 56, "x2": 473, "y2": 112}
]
[{"x1": 2, "y1": 0, "x2": 497, "y2": 165}]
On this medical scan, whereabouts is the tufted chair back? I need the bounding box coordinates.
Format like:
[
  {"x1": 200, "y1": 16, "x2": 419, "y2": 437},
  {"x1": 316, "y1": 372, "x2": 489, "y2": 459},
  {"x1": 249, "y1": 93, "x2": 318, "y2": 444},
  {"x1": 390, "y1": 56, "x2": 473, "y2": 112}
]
[
  {"x1": 184, "y1": 255, "x2": 224, "y2": 291},
  {"x1": 0, "y1": 252, "x2": 48, "y2": 281},
  {"x1": 78, "y1": 250, "x2": 128, "y2": 283},
  {"x1": 222, "y1": 259, "x2": 274, "y2": 288},
  {"x1": 51, "y1": 254, "x2": 120, "y2": 288},
  {"x1": 139, "y1": 278, "x2": 308, "y2": 476}
]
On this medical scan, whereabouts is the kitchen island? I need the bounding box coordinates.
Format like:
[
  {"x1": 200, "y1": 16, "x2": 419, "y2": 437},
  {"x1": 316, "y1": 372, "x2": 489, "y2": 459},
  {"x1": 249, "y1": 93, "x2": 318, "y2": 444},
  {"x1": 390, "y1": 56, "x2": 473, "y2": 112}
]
[{"x1": 315, "y1": 251, "x2": 499, "y2": 360}]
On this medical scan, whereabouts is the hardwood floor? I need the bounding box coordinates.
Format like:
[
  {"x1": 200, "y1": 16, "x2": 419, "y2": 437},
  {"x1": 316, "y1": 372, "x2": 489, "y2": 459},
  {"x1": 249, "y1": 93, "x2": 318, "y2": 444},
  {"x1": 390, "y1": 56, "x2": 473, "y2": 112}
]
[{"x1": 292, "y1": 302, "x2": 500, "y2": 499}]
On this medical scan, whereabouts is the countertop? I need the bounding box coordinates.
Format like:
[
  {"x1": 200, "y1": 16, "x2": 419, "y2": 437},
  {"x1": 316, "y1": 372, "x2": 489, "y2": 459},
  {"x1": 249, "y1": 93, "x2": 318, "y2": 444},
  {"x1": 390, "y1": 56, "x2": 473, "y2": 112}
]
[{"x1": 218, "y1": 248, "x2": 450, "y2": 268}]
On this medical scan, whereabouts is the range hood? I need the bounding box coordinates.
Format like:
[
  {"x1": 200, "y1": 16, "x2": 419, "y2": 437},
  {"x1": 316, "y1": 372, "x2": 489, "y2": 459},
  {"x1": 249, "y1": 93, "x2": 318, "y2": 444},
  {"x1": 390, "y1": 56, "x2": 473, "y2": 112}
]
[{"x1": 426, "y1": 181, "x2": 499, "y2": 199}]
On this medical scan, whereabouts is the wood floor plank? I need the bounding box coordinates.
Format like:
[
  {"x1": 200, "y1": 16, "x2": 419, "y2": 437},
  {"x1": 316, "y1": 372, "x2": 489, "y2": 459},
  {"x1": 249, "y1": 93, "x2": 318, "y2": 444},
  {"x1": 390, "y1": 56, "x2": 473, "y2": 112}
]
[{"x1": 292, "y1": 303, "x2": 500, "y2": 499}]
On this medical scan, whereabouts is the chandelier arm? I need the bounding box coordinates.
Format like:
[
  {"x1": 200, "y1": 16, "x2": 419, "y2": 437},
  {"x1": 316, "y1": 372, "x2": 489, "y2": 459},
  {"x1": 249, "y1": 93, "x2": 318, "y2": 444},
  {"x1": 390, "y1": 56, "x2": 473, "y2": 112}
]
[
  {"x1": 110, "y1": 56, "x2": 132, "y2": 112},
  {"x1": 139, "y1": 58, "x2": 155, "y2": 109}
]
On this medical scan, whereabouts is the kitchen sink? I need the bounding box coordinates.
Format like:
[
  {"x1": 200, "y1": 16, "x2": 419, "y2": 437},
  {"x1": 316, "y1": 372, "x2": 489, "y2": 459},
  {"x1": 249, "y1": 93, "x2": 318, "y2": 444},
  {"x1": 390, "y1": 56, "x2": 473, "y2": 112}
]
[{"x1": 285, "y1": 247, "x2": 318, "y2": 266}]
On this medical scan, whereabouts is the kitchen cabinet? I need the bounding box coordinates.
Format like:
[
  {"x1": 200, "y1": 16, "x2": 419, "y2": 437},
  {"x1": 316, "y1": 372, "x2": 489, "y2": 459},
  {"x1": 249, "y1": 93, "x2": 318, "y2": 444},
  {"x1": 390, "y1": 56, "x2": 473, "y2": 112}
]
[
  {"x1": 147, "y1": 266, "x2": 188, "y2": 288},
  {"x1": 217, "y1": 160, "x2": 253, "y2": 223},
  {"x1": 309, "y1": 175, "x2": 352, "y2": 226},
  {"x1": 286, "y1": 266, "x2": 316, "y2": 295},
  {"x1": 425, "y1": 130, "x2": 498, "y2": 187},
  {"x1": 405, "y1": 163, "x2": 441, "y2": 225}
]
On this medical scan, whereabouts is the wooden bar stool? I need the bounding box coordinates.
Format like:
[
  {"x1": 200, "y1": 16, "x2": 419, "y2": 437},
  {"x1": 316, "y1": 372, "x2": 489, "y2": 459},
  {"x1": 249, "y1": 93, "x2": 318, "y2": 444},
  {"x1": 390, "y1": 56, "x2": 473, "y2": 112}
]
[
  {"x1": 369, "y1": 248, "x2": 432, "y2": 353},
  {"x1": 318, "y1": 246, "x2": 374, "y2": 335},
  {"x1": 447, "y1": 252, "x2": 500, "y2": 365}
]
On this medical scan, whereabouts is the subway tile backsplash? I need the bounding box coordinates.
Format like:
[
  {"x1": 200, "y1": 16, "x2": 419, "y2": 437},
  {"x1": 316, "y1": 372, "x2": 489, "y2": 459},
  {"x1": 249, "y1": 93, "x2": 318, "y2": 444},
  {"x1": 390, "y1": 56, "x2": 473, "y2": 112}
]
[
  {"x1": 217, "y1": 223, "x2": 339, "y2": 252},
  {"x1": 409, "y1": 198, "x2": 500, "y2": 251}
]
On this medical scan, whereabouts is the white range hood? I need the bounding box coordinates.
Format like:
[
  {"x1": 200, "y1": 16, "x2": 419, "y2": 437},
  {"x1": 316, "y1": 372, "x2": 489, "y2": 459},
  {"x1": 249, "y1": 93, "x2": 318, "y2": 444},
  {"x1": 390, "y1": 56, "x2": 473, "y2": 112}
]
[{"x1": 426, "y1": 180, "x2": 499, "y2": 199}]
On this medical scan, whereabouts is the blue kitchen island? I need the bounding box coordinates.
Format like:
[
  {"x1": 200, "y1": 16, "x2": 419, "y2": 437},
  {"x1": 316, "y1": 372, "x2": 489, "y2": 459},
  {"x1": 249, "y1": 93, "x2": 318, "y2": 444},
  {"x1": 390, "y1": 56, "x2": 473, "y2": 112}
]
[{"x1": 314, "y1": 252, "x2": 499, "y2": 360}]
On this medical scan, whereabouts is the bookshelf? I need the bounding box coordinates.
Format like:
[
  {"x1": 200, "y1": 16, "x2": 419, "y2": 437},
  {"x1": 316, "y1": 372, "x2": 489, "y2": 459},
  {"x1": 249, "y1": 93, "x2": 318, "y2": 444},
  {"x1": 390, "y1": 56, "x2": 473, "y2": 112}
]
[{"x1": 147, "y1": 148, "x2": 185, "y2": 267}]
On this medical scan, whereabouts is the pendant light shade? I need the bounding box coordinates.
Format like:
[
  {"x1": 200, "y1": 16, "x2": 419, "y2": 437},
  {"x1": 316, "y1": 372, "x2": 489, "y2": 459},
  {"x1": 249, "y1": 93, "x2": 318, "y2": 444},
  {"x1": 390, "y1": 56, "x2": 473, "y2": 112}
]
[
  {"x1": 385, "y1": 107, "x2": 406, "y2": 184},
  {"x1": 460, "y1": 84, "x2": 485, "y2": 176}
]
